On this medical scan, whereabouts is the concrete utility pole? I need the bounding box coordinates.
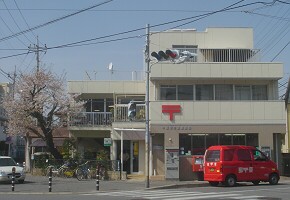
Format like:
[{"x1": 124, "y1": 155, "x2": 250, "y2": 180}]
[
  {"x1": 28, "y1": 36, "x2": 47, "y2": 72},
  {"x1": 145, "y1": 24, "x2": 150, "y2": 188}
]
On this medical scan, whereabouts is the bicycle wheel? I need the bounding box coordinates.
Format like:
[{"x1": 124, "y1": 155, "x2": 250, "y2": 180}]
[{"x1": 76, "y1": 168, "x2": 84, "y2": 181}]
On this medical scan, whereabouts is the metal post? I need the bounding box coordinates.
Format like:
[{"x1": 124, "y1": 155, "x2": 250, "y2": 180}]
[
  {"x1": 121, "y1": 130, "x2": 123, "y2": 180},
  {"x1": 11, "y1": 167, "x2": 15, "y2": 191},
  {"x1": 96, "y1": 165, "x2": 100, "y2": 191},
  {"x1": 145, "y1": 24, "x2": 150, "y2": 188},
  {"x1": 48, "y1": 166, "x2": 52, "y2": 192}
]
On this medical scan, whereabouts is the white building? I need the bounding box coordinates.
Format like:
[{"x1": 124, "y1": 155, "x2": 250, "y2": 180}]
[{"x1": 68, "y1": 27, "x2": 286, "y2": 180}]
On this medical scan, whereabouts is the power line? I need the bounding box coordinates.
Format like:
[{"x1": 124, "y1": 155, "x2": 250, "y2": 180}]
[
  {"x1": 0, "y1": 0, "x2": 288, "y2": 59},
  {"x1": 0, "y1": 0, "x2": 114, "y2": 43},
  {"x1": 49, "y1": 0, "x2": 284, "y2": 50}
]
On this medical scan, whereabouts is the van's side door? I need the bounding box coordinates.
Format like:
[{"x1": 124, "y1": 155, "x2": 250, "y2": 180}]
[
  {"x1": 251, "y1": 149, "x2": 270, "y2": 181},
  {"x1": 236, "y1": 149, "x2": 254, "y2": 181}
]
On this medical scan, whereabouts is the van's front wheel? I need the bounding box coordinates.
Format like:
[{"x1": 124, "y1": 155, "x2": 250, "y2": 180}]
[
  {"x1": 269, "y1": 173, "x2": 279, "y2": 185},
  {"x1": 225, "y1": 175, "x2": 236, "y2": 187}
]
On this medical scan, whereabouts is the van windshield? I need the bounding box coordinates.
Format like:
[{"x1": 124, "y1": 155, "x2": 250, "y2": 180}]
[{"x1": 205, "y1": 150, "x2": 220, "y2": 162}]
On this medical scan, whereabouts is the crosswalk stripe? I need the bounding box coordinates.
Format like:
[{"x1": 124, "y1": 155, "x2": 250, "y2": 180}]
[
  {"x1": 166, "y1": 193, "x2": 240, "y2": 200},
  {"x1": 229, "y1": 196, "x2": 264, "y2": 199},
  {"x1": 82, "y1": 190, "x2": 266, "y2": 200}
]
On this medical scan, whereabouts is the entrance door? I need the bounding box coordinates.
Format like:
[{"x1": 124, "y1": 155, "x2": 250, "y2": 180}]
[{"x1": 130, "y1": 141, "x2": 139, "y2": 173}]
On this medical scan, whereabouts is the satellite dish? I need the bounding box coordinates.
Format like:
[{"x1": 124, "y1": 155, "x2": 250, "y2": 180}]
[{"x1": 108, "y1": 62, "x2": 113, "y2": 74}]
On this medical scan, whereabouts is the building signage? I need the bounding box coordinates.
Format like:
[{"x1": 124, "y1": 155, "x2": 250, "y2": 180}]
[
  {"x1": 162, "y1": 125, "x2": 192, "y2": 131},
  {"x1": 104, "y1": 138, "x2": 112, "y2": 147},
  {"x1": 162, "y1": 105, "x2": 181, "y2": 121}
]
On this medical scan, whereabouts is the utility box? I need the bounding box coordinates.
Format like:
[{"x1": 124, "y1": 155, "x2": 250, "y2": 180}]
[
  {"x1": 192, "y1": 155, "x2": 204, "y2": 172},
  {"x1": 192, "y1": 155, "x2": 204, "y2": 181}
]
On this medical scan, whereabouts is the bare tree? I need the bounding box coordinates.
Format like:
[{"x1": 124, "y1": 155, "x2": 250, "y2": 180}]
[{"x1": 3, "y1": 67, "x2": 84, "y2": 164}]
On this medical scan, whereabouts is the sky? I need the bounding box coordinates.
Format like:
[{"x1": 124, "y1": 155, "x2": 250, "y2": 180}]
[{"x1": 0, "y1": 0, "x2": 289, "y2": 95}]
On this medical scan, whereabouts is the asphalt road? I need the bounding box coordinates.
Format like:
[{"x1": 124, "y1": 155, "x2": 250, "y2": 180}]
[{"x1": 1, "y1": 175, "x2": 290, "y2": 200}]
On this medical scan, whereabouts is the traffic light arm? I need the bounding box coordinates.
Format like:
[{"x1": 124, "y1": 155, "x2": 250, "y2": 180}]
[{"x1": 151, "y1": 49, "x2": 197, "y2": 64}]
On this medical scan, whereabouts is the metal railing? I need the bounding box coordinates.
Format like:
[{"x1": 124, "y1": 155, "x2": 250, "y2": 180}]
[
  {"x1": 115, "y1": 104, "x2": 145, "y2": 122},
  {"x1": 69, "y1": 112, "x2": 112, "y2": 127},
  {"x1": 198, "y1": 48, "x2": 261, "y2": 62}
]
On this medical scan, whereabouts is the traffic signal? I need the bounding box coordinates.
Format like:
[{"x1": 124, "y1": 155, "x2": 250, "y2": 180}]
[{"x1": 151, "y1": 49, "x2": 197, "y2": 64}]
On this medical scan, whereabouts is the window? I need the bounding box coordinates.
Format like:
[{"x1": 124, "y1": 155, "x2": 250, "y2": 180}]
[
  {"x1": 160, "y1": 85, "x2": 176, "y2": 100},
  {"x1": 252, "y1": 85, "x2": 267, "y2": 100},
  {"x1": 206, "y1": 134, "x2": 218, "y2": 148},
  {"x1": 177, "y1": 85, "x2": 193, "y2": 100},
  {"x1": 192, "y1": 135, "x2": 206, "y2": 155},
  {"x1": 224, "y1": 149, "x2": 235, "y2": 161},
  {"x1": 237, "y1": 149, "x2": 251, "y2": 161},
  {"x1": 219, "y1": 134, "x2": 232, "y2": 145},
  {"x1": 233, "y1": 134, "x2": 245, "y2": 145},
  {"x1": 179, "y1": 134, "x2": 191, "y2": 155},
  {"x1": 215, "y1": 85, "x2": 233, "y2": 100},
  {"x1": 196, "y1": 85, "x2": 213, "y2": 100},
  {"x1": 246, "y1": 134, "x2": 258, "y2": 146},
  {"x1": 172, "y1": 45, "x2": 197, "y2": 62},
  {"x1": 235, "y1": 85, "x2": 251, "y2": 100},
  {"x1": 205, "y1": 150, "x2": 220, "y2": 162},
  {"x1": 252, "y1": 149, "x2": 268, "y2": 161}
]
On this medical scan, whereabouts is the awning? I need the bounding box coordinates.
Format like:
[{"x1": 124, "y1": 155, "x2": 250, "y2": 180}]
[
  {"x1": 113, "y1": 128, "x2": 145, "y2": 140},
  {"x1": 31, "y1": 138, "x2": 65, "y2": 147}
]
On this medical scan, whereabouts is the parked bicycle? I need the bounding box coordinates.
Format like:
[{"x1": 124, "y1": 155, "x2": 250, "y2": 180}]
[
  {"x1": 46, "y1": 159, "x2": 78, "y2": 178},
  {"x1": 75, "y1": 161, "x2": 93, "y2": 181}
]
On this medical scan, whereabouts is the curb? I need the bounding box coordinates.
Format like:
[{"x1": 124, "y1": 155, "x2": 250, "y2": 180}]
[{"x1": 147, "y1": 181, "x2": 209, "y2": 190}]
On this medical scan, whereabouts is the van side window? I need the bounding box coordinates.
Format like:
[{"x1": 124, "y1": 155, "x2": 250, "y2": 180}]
[
  {"x1": 205, "y1": 150, "x2": 220, "y2": 162},
  {"x1": 252, "y1": 149, "x2": 268, "y2": 161},
  {"x1": 237, "y1": 149, "x2": 251, "y2": 161},
  {"x1": 224, "y1": 149, "x2": 235, "y2": 161}
]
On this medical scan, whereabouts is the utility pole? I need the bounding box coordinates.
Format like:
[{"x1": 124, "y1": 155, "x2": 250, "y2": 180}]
[
  {"x1": 28, "y1": 36, "x2": 47, "y2": 72},
  {"x1": 145, "y1": 24, "x2": 150, "y2": 188}
]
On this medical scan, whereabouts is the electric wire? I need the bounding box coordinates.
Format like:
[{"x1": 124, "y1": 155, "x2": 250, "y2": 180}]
[
  {"x1": 2, "y1": 0, "x2": 33, "y2": 44},
  {"x1": 0, "y1": 0, "x2": 114, "y2": 43}
]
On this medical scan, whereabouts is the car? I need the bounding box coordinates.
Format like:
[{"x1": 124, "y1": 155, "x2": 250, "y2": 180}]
[
  {"x1": 0, "y1": 156, "x2": 26, "y2": 183},
  {"x1": 203, "y1": 145, "x2": 279, "y2": 187}
]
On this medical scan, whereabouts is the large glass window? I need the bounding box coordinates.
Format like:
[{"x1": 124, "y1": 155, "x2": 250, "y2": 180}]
[
  {"x1": 219, "y1": 134, "x2": 232, "y2": 145},
  {"x1": 179, "y1": 133, "x2": 258, "y2": 156},
  {"x1": 215, "y1": 85, "x2": 233, "y2": 100},
  {"x1": 206, "y1": 134, "x2": 218, "y2": 148},
  {"x1": 160, "y1": 85, "x2": 176, "y2": 100},
  {"x1": 196, "y1": 85, "x2": 214, "y2": 100},
  {"x1": 179, "y1": 134, "x2": 191, "y2": 155},
  {"x1": 246, "y1": 134, "x2": 258, "y2": 147},
  {"x1": 235, "y1": 85, "x2": 251, "y2": 100},
  {"x1": 233, "y1": 134, "x2": 246, "y2": 145},
  {"x1": 177, "y1": 85, "x2": 193, "y2": 100},
  {"x1": 192, "y1": 135, "x2": 206, "y2": 155},
  {"x1": 252, "y1": 85, "x2": 268, "y2": 100}
]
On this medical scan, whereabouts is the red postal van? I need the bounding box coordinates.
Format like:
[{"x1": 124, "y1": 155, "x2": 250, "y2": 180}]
[{"x1": 204, "y1": 145, "x2": 279, "y2": 187}]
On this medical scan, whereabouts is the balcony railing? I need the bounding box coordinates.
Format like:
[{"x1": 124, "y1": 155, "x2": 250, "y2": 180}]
[
  {"x1": 69, "y1": 104, "x2": 146, "y2": 127},
  {"x1": 69, "y1": 112, "x2": 113, "y2": 127},
  {"x1": 115, "y1": 104, "x2": 145, "y2": 122}
]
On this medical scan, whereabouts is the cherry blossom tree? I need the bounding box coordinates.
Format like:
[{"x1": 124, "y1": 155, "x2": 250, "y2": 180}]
[{"x1": 3, "y1": 67, "x2": 84, "y2": 168}]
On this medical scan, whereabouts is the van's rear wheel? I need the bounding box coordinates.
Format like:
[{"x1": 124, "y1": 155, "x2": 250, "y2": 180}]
[
  {"x1": 269, "y1": 173, "x2": 279, "y2": 185},
  {"x1": 209, "y1": 181, "x2": 219, "y2": 186},
  {"x1": 225, "y1": 175, "x2": 236, "y2": 187}
]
